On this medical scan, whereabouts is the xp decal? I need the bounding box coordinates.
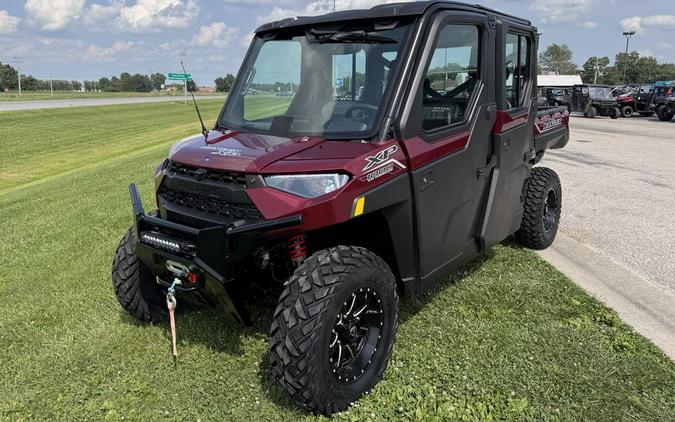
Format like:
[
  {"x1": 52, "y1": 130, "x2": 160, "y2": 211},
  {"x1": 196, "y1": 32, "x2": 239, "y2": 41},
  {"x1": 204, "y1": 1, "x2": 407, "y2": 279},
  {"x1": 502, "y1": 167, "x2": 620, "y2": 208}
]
[
  {"x1": 363, "y1": 145, "x2": 399, "y2": 171},
  {"x1": 200, "y1": 145, "x2": 242, "y2": 156}
]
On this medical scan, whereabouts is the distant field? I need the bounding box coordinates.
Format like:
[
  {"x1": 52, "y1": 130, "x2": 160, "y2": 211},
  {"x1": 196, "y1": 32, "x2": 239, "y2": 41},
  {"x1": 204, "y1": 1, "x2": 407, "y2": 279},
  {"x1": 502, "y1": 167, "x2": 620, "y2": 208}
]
[
  {"x1": 244, "y1": 95, "x2": 293, "y2": 120},
  {"x1": 0, "y1": 102, "x2": 674, "y2": 420},
  {"x1": 0, "y1": 90, "x2": 222, "y2": 102}
]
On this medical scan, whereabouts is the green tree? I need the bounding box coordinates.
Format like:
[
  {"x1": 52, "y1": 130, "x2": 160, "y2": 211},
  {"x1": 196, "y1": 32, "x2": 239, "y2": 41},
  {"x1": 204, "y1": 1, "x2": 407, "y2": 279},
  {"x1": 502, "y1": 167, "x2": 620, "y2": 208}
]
[
  {"x1": 151, "y1": 73, "x2": 166, "y2": 90},
  {"x1": 119, "y1": 72, "x2": 133, "y2": 91},
  {"x1": 72, "y1": 80, "x2": 82, "y2": 91},
  {"x1": 581, "y1": 56, "x2": 610, "y2": 84},
  {"x1": 539, "y1": 44, "x2": 577, "y2": 75},
  {"x1": 215, "y1": 74, "x2": 236, "y2": 92},
  {"x1": 0, "y1": 62, "x2": 19, "y2": 90}
]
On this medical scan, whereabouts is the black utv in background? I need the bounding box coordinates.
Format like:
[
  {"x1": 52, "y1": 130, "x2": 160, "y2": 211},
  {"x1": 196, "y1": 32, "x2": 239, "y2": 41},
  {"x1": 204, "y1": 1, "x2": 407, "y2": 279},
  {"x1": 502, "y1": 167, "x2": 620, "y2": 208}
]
[
  {"x1": 571, "y1": 84, "x2": 619, "y2": 119},
  {"x1": 660, "y1": 97, "x2": 675, "y2": 121},
  {"x1": 634, "y1": 83, "x2": 655, "y2": 116},
  {"x1": 652, "y1": 84, "x2": 675, "y2": 121},
  {"x1": 541, "y1": 87, "x2": 572, "y2": 111}
]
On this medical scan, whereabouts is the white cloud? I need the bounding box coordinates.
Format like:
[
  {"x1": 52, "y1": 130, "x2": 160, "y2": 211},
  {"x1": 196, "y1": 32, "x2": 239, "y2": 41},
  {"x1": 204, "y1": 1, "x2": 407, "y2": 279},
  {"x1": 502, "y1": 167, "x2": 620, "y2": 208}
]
[
  {"x1": 84, "y1": 40, "x2": 135, "y2": 60},
  {"x1": 240, "y1": 31, "x2": 254, "y2": 47},
  {"x1": 192, "y1": 22, "x2": 238, "y2": 47},
  {"x1": 117, "y1": 0, "x2": 198, "y2": 32},
  {"x1": 530, "y1": 0, "x2": 600, "y2": 24},
  {"x1": 83, "y1": 0, "x2": 124, "y2": 28},
  {"x1": 0, "y1": 10, "x2": 21, "y2": 34},
  {"x1": 621, "y1": 15, "x2": 675, "y2": 34},
  {"x1": 25, "y1": 0, "x2": 85, "y2": 31},
  {"x1": 656, "y1": 41, "x2": 674, "y2": 49},
  {"x1": 580, "y1": 21, "x2": 597, "y2": 29}
]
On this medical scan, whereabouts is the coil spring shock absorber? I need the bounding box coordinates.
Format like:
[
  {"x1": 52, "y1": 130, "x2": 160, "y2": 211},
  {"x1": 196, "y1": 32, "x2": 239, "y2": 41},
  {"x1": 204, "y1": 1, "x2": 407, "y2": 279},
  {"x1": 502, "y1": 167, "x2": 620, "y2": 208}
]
[{"x1": 287, "y1": 234, "x2": 307, "y2": 264}]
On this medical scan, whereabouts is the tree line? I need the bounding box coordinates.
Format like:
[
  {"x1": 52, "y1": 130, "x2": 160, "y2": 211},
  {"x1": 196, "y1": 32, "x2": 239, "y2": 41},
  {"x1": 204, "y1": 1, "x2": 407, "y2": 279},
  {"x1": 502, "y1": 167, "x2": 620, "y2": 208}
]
[{"x1": 538, "y1": 44, "x2": 675, "y2": 85}]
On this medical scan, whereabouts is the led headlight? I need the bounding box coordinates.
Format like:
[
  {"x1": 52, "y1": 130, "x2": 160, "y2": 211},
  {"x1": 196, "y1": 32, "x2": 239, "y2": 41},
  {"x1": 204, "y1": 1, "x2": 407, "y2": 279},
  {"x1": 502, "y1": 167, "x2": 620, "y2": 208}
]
[{"x1": 264, "y1": 173, "x2": 349, "y2": 198}]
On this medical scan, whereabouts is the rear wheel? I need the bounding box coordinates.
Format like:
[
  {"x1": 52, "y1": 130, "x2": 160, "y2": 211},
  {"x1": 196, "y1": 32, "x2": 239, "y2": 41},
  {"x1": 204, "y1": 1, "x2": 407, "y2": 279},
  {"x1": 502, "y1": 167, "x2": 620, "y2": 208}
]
[
  {"x1": 621, "y1": 105, "x2": 633, "y2": 117},
  {"x1": 515, "y1": 167, "x2": 562, "y2": 250},
  {"x1": 584, "y1": 106, "x2": 596, "y2": 118},
  {"x1": 112, "y1": 227, "x2": 168, "y2": 322},
  {"x1": 609, "y1": 108, "x2": 619, "y2": 119},
  {"x1": 269, "y1": 246, "x2": 399, "y2": 415}
]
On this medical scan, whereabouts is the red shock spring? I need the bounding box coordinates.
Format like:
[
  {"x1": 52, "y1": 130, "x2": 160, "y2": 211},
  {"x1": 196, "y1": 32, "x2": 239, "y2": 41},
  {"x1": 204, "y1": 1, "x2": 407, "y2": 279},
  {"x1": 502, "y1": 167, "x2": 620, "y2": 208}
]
[{"x1": 288, "y1": 234, "x2": 307, "y2": 262}]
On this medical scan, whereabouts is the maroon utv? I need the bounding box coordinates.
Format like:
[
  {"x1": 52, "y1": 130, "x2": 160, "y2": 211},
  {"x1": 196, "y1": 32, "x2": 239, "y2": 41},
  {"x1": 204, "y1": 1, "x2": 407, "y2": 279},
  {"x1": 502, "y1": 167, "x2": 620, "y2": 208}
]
[{"x1": 112, "y1": 1, "x2": 569, "y2": 414}]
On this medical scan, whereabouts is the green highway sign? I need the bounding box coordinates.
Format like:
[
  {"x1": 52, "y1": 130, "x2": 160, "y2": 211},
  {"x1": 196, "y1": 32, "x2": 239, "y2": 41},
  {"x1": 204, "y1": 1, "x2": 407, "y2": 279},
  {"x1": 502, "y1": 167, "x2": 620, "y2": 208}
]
[{"x1": 168, "y1": 73, "x2": 191, "y2": 80}]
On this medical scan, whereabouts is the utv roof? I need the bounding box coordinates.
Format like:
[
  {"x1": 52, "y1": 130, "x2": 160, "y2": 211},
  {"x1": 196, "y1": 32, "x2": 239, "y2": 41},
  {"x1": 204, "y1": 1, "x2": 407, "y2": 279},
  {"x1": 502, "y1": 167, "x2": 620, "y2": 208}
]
[{"x1": 255, "y1": 1, "x2": 531, "y2": 33}]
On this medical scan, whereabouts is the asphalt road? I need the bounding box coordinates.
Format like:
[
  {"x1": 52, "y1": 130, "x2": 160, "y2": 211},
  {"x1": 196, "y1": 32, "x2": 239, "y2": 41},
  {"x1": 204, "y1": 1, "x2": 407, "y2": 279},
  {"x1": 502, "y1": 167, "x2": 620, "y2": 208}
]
[
  {"x1": 0, "y1": 95, "x2": 226, "y2": 112},
  {"x1": 539, "y1": 114, "x2": 675, "y2": 357}
]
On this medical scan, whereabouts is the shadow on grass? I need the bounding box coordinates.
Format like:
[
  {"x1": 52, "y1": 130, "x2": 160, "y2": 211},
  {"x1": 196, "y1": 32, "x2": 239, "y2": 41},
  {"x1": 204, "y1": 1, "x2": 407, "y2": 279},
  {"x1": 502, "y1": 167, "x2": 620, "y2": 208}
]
[{"x1": 117, "y1": 245, "x2": 501, "y2": 411}]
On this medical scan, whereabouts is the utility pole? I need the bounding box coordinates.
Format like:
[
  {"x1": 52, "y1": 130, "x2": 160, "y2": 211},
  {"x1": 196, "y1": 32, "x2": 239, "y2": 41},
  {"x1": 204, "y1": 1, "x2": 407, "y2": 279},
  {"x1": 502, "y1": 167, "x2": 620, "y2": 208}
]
[
  {"x1": 49, "y1": 74, "x2": 53, "y2": 96},
  {"x1": 14, "y1": 56, "x2": 22, "y2": 98},
  {"x1": 593, "y1": 57, "x2": 598, "y2": 84},
  {"x1": 333, "y1": 0, "x2": 335, "y2": 12},
  {"x1": 622, "y1": 31, "x2": 635, "y2": 85}
]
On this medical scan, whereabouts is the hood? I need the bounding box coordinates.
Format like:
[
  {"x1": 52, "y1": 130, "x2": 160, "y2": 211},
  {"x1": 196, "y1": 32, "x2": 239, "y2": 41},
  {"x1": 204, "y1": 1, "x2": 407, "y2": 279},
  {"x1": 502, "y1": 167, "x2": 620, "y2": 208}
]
[{"x1": 169, "y1": 130, "x2": 324, "y2": 173}]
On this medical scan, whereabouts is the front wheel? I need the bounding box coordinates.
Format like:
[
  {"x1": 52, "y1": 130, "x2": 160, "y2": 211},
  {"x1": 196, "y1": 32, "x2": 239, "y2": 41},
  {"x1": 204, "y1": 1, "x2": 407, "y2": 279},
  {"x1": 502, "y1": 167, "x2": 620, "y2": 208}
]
[
  {"x1": 112, "y1": 228, "x2": 168, "y2": 322},
  {"x1": 584, "y1": 106, "x2": 596, "y2": 118},
  {"x1": 621, "y1": 105, "x2": 633, "y2": 117},
  {"x1": 657, "y1": 107, "x2": 674, "y2": 121},
  {"x1": 269, "y1": 246, "x2": 399, "y2": 415},
  {"x1": 610, "y1": 108, "x2": 619, "y2": 119},
  {"x1": 515, "y1": 167, "x2": 562, "y2": 250}
]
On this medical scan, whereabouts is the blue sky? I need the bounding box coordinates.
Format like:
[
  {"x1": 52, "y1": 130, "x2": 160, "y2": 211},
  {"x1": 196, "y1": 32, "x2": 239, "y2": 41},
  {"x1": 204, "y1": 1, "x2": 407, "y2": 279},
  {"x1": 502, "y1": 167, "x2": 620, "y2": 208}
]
[{"x1": 0, "y1": 0, "x2": 673, "y2": 86}]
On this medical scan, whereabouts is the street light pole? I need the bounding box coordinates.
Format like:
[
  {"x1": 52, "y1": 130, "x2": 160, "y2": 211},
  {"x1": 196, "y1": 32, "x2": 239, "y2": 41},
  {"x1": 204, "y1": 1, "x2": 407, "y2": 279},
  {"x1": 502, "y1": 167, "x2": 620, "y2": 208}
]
[
  {"x1": 622, "y1": 31, "x2": 635, "y2": 85},
  {"x1": 13, "y1": 56, "x2": 22, "y2": 98}
]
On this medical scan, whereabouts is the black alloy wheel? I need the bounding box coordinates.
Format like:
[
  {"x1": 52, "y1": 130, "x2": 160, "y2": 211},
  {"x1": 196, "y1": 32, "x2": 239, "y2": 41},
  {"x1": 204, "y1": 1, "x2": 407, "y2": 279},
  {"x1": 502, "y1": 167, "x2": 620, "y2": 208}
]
[{"x1": 329, "y1": 287, "x2": 383, "y2": 383}]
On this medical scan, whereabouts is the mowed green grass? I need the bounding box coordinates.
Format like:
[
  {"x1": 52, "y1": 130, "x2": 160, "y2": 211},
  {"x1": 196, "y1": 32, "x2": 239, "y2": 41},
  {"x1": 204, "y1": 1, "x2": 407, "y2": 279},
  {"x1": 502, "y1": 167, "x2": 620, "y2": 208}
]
[
  {"x1": 1, "y1": 102, "x2": 674, "y2": 421},
  {"x1": 244, "y1": 96, "x2": 293, "y2": 121},
  {"x1": 0, "y1": 90, "x2": 222, "y2": 102}
]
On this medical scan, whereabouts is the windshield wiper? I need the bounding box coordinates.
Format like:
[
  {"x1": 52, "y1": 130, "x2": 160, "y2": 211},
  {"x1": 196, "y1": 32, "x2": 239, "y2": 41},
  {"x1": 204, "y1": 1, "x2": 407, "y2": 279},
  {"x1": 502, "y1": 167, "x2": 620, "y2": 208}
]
[{"x1": 307, "y1": 30, "x2": 396, "y2": 44}]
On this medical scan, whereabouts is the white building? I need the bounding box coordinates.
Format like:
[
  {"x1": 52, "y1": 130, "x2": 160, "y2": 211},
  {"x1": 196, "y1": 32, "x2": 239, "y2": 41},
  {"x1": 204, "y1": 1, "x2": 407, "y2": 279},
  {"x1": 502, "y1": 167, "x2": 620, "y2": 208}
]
[{"x1": 537, "y1": 74, "x2": 583, "y2": 87}]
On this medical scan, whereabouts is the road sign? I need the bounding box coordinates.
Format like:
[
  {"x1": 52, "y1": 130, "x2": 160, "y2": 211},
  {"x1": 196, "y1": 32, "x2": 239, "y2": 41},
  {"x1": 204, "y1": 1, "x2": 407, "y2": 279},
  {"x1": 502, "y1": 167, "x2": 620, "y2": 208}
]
[{"x1": 168, "y1": 73, "x2": 191, "y2": 80}]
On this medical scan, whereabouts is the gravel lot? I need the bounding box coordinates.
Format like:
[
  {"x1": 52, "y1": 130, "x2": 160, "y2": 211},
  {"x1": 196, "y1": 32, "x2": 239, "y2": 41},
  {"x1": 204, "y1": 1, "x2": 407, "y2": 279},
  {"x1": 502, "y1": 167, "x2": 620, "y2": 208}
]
[{"x1": 541, "y1": 114, "x2": 675, "y2": 293}]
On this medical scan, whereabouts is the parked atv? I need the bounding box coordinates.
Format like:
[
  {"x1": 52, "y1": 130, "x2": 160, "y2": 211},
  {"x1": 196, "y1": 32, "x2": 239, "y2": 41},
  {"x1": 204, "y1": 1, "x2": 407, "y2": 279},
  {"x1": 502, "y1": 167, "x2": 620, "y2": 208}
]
[
  {"x1": 572, "y1": 84, "x2": 620, "y2": 119},
  {"x1": 541, "y1": 87, "x2": 572, "y2": 112},
  {"x1": 634, "y1": 83, "x2": 656, "y2": 116},
  {"x1": 112, "y1": 1, "x2": 569, "y2": 415},
  {"x1": 652, "y1": 84, "x2": 675, "y2": 121},
  {"x1": 659, "y1": 97, "x2": 675, "y2": 121}
]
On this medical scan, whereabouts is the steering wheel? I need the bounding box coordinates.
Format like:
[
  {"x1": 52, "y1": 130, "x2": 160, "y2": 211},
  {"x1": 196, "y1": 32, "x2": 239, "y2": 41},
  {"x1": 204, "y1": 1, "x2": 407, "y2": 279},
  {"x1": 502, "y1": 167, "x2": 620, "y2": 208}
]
[{"x1": 345, "y1": 104, "x2": 378, "y2": 120}]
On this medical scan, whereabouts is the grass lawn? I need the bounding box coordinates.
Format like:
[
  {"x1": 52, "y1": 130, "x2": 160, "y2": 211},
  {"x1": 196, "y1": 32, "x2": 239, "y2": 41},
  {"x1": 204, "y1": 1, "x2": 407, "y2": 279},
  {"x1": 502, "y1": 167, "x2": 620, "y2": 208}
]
[
  {"x1": 1, "y1": 102, "x2": 674, "y2": 421},
  {"x1": 0, "y1": 90, "x2": 222, "y2": 102}
]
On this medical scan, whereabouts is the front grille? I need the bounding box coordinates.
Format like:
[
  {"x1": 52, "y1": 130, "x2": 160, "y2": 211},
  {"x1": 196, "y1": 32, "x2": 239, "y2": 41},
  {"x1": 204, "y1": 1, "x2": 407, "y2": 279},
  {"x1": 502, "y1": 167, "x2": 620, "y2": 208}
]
[
  {"x1": 160, "y1": 188, "x2": 264, "y2": 222},
  {"x1": 168, "y1": 161, "x2": 247, "y2": 186}
]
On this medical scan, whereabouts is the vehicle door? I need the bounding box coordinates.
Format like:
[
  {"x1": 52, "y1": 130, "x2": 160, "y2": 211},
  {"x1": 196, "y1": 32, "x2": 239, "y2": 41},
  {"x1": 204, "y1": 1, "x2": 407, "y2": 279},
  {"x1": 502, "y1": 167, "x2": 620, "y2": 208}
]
[
  {"x1": 480, "y1": 21, "x2": 536, "y2": 248},
  {"x1": 397, "y1": 10, "x2": 494, "y2": 291}
]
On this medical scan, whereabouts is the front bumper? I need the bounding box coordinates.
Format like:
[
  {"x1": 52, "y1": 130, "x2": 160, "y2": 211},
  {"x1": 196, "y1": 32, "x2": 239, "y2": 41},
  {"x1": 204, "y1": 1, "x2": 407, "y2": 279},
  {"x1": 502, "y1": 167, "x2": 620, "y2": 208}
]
[{"x1": 129, "y1": 183, "x2": 302, "y2": 325}]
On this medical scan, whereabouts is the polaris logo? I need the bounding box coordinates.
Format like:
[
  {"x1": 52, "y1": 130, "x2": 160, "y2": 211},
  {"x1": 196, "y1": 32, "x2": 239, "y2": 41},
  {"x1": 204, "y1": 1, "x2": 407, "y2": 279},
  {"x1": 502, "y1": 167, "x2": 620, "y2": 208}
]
[
  {"x1": 363, "y1": 145, "x2": 399, "y2": 171},
  {"x1": 200, "y1": 145, "x2": 242, "y2": 156}
]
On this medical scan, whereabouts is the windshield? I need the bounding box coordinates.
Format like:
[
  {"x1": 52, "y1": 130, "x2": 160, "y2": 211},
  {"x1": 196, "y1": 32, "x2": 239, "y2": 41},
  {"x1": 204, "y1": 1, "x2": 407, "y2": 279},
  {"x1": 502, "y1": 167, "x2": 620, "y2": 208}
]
[
  {"x1": 218, "y1": 22, "x2": 412, "y2": 139},
  {"x1": 588, "y1": 86, "x2": 613, "y2": 98}
]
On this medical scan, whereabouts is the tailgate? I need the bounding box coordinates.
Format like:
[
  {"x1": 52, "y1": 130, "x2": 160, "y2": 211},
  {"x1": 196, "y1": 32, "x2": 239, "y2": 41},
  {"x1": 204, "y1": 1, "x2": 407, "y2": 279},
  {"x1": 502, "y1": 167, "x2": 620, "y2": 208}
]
[{"x1": 534, "y1": 106, "x2": 569, "y2": 151}]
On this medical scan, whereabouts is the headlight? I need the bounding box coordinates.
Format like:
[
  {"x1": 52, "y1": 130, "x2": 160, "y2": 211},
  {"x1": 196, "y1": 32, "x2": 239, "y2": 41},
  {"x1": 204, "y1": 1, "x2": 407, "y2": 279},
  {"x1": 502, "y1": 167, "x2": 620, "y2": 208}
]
[{"x1": 264, "y1": 173, "x2": 349, "y2": 198}]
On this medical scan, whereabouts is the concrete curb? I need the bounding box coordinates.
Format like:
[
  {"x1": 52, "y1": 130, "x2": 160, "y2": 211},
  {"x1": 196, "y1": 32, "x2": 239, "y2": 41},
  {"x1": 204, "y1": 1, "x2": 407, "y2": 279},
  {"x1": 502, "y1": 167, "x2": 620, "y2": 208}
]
[{"x1": 538, "y1": 231, "x2": 675, "y2": 360}]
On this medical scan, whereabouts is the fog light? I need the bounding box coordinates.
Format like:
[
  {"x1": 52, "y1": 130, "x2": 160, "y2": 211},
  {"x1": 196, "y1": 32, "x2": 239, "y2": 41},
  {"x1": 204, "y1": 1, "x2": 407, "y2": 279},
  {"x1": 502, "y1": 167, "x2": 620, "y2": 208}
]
[{"x1": 140, "y1": 232, "x2": 181, "y2": 253}]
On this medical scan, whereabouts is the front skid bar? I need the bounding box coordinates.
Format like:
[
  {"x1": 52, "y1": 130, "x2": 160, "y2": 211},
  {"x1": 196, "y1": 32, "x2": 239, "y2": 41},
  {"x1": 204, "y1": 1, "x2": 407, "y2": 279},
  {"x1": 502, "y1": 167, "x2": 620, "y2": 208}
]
[{"x1": 129, "y1": 183, "x2": 302, "y2": 325}]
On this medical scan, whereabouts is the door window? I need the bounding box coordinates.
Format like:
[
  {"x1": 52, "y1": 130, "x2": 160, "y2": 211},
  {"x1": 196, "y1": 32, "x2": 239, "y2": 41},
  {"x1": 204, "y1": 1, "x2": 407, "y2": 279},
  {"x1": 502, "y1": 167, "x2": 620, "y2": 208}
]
[
  {"x1": 504, "y1": 33, "x2": 531, "y2": 108},
  {"x1": 421, "y1": 24, "x2": 481, "y2": 132}
]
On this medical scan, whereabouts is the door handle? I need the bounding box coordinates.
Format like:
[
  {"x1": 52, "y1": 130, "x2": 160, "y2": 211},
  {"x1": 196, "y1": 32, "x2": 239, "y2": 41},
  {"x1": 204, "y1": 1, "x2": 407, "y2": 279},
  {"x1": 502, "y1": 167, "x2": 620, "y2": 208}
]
[
  {"x1": 419, "y1": 171, "x2": 435, "y2": 191},
  {"x1": 503, "y1": 137, "x2": 512, "y2": 151}
]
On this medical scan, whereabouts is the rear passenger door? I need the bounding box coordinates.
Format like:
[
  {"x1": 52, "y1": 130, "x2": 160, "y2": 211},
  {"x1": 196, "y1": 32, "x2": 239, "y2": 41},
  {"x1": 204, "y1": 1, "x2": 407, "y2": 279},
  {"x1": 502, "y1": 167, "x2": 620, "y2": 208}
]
[
  {"x1": 397, "y1": 11, "x2": 495, "y2": 291},
  {"x1": 481, "y1": 23, "x2": 536, "y2": 247}
]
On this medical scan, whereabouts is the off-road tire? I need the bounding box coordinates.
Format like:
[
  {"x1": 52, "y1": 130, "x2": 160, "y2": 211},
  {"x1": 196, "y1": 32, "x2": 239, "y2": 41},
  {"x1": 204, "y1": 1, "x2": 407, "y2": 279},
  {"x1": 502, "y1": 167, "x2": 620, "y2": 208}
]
[
  {"x1": 269, "y1": 246, "x2": 399, "y2": 415},
  {"x1": 610, "y1": 108, "x2": 619, "y2": 119},
  {"x1": 657, "y1": 107, "x2": 674, "y2": 121},
  {"x1": 621, "y1": 105, "x2": 633, "y2": 117},
  {"x1": 584, "y1": 106, "x2": 596, "y2": 118},
  {"x1": 112, "y1": 227, "x2": 168, "y2": 322},
  {"x1": 515, "y1": 167, "x2": 562, "y2": 250}
]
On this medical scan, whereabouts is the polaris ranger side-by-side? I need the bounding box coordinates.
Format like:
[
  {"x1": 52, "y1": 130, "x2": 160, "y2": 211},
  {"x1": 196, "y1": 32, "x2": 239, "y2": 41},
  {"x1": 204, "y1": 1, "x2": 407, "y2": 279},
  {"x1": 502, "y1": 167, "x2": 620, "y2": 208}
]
[
  {"x1": 112, "y1": 1, "x2": 569, "y2": 414},
  {"x1": 571, "y1": 84, "x2": 620, "y2": 119}
]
